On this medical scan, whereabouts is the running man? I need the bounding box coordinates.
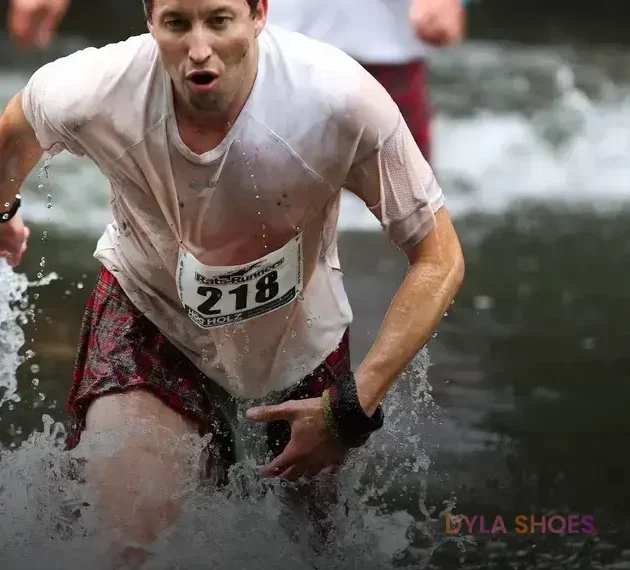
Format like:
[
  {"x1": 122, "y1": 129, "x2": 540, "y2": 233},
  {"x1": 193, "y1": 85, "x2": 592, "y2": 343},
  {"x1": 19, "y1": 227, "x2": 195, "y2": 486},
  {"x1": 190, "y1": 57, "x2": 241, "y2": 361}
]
[
  {"x1": 268, "y1": 0, "x2": 468, "y2": 162},
  {"x1": 0, "y1": 0, "x2": 464, "y2": 562}
]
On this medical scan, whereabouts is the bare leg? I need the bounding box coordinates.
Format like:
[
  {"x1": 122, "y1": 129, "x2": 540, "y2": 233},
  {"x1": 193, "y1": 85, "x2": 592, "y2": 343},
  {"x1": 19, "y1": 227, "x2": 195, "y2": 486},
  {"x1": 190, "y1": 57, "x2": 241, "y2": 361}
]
[
  {"x1": 280, "y1": 471, "x2": 342, "y2": 555},
  {"x1": 79, "y1": 389, "x2": 209, "y2": 567}
]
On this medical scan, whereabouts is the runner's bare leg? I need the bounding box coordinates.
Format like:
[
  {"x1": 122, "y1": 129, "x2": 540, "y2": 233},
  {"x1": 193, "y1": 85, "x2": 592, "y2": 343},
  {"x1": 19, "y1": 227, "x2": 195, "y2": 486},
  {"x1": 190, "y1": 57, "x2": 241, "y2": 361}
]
[{"x1": 80, "y1": 389, "x2": 210, "y2": 567}]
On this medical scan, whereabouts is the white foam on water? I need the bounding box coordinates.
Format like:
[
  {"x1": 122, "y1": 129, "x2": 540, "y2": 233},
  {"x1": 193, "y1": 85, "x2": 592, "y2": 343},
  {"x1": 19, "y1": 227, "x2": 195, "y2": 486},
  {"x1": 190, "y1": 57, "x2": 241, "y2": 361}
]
[
  {"x1": 0, "y1": 353, "x2": 464, "y2": 570},
  {"x1": 2, "y1": 42, "x2": 630, "y2": 238}
]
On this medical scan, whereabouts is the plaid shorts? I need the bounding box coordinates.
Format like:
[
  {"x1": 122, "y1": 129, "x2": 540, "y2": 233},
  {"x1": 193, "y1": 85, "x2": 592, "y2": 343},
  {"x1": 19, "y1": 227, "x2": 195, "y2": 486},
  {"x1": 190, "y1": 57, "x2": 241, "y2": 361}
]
[
  {"x1": 67, "y1": 267, "x2": 351, "y2": 469},
  {"x1": 362, "y1": 60, "x2": 433, "y2": 163}
]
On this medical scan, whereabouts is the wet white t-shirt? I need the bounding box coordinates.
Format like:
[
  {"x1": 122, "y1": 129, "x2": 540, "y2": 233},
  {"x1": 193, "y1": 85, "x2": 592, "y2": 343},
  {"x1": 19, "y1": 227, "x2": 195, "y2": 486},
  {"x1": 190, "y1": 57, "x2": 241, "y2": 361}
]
[
  {"x1": 21, "y1": 25, "x2": 444, "y2": 398},
  {"x1": 267, "y1": 0, "x2": 428, "y2": 64}
]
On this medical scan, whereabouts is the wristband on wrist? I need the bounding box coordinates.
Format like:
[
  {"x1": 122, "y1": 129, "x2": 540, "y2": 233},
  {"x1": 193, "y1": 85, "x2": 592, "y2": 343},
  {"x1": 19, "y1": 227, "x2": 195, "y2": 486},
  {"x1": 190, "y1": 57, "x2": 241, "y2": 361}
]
[
  {"x1": 322, "y1": 371, "x2": 384, "y2": 448},
  {"x1": 0, "y1": 195, "x2": 21, "y2": 223}
]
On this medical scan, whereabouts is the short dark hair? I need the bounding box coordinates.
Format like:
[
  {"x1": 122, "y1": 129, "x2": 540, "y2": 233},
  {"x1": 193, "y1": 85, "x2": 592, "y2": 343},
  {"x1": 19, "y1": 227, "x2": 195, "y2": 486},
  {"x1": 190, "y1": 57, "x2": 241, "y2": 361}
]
[{"x1": 142, "y1": 0, "x2": 260, "y2": 20}]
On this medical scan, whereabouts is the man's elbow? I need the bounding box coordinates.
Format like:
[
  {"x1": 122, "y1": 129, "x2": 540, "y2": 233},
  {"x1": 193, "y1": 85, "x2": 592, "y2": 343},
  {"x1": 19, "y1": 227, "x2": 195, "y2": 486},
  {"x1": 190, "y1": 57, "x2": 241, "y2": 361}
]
[{"x1": 448, "y1": 239, "x2": 465, "y2": 297}]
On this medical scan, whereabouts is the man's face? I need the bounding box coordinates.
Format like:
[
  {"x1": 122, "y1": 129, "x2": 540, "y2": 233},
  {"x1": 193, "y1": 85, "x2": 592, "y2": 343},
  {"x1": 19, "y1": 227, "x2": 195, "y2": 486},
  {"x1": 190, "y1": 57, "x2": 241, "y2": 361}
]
[{"x1": 149, "y1": 0, "x2": 266, "y2": 114}]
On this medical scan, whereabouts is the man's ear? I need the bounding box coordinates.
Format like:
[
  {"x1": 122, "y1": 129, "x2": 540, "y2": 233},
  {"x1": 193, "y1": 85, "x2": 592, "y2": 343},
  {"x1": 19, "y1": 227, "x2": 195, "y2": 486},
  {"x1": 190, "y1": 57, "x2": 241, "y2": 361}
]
[{"x1": 253, "y1": 0, "x2": 268, "y2": 37}]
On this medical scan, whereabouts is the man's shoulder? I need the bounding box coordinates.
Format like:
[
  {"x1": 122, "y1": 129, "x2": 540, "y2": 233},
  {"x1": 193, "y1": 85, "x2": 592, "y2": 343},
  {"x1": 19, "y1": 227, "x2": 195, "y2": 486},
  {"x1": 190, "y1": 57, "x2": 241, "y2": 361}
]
[
  {"x1": 258, "y1": 26, "x2": 387, "y2": 130},
  {"x1": 28, "y1": 34, "x2": 157, "y2": 97},
  {"x1": 262, "y1": 25, "x2": 363, "y2": 98},
  {"x1": 22, "y1": 34, "x2": 162, "y2": 152},
  {"x1": 255, "y1": 26, "x2": 400, "y2": 156}
]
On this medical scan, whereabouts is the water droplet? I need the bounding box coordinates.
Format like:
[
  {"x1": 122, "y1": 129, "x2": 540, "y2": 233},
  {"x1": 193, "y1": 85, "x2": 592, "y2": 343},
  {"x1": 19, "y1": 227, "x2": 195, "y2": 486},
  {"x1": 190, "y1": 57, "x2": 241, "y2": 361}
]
[
  {"x1": 30, "y1": 364, "x2": 40, "y2": 374},
  {"x1": 473, "y1": 295, "x2": 494, "y2": 311},
  {"x1": 1, "y1": 213, "x2": 8, "y2": 221},
  {"x1": 261, "y1": 224, "x2": 266, "y2": 230},
  {"x1": 33, "y1": 293, "x2": 39, "y2": 300},
  {"x1": 31, "y1": 378, "x2": 40, "y2": 387},
  {"x1": 291, "y1": 330, "x2": 297, "y2": 338},
  {"x1": 37, "y1": 184, "x2": 44, "y2": 191},
  {"x1": 40, "y1": 256, "x2": 46, "y2": 268},
  {"x1": 306, "y1": 319, "x2": 313, "y2": 328},
  {"x1": 37, "y1": 272, "x2": 43, "y2": 279},
  {"x1": 25, "y1": 349, "x2": 35, "y2": 359},
  {"x1": 38, "y1": 392, "x2": 46, "y2": 401},
  {"x1": 431, "y1": 331, "x2": 438, "y2": 339},
  {"x1": 443, "y1": 311, "x2": 448, "y2": 317},
  {"x1": 77, "y1": 282, "x2": 84, "y2": 289},
  {"x1": 257, "y1": 211, "x2": 261, "y2": 215},
  {"x1": 3, "y1": 202, "x2": 9, "y2": 208},
  {"x1": 282, "y1": 347, "x2": 287, "y2": 353}
]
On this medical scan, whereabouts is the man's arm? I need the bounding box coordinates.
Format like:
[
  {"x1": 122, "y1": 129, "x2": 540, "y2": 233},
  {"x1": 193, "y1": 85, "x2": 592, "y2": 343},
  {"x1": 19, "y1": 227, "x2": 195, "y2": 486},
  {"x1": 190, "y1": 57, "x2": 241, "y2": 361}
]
[
  {"x1": 0, "y1": 93, "x2": 43, "y2": 206},
  {"x1": 355, "y1": 207, "x2": 464, "y2": 416},
  {"x1": 0, "y1": 92, "x2": 43, "y2": 266}
]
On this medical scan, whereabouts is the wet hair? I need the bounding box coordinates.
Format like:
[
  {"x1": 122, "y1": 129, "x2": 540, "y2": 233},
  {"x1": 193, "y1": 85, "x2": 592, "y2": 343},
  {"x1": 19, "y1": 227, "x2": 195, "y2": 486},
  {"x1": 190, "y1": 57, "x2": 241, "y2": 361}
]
[{"x1": 142, "y1": 0, "x2": 260, "y2": 20}]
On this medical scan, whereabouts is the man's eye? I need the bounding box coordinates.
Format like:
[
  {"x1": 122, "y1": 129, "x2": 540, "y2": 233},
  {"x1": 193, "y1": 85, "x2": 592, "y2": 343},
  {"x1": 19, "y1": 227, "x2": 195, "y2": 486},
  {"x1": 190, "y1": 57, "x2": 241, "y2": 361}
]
[
  {"x1": 165, "y1": 19, "x2": 187, "y2": 30},
  {"x1": 211, "y1": 16, "x2": 230, "y2": 28}
]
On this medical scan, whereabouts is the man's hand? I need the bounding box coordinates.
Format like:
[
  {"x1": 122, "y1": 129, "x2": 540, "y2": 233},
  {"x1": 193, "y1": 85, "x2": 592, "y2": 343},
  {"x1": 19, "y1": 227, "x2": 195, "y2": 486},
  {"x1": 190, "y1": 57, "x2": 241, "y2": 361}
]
[
  {"x1": 8, "y1": 0, "x2": 70, "y2": 49},
  {"x1": 246, "y1": 397, "x2": 347, "y2": 481},
  {"x1": 409, "y1": 0, "x2": 466, "y2": 46},
  {"x1": 0, "y1": 215, "x2": 30, "y2": 267}
]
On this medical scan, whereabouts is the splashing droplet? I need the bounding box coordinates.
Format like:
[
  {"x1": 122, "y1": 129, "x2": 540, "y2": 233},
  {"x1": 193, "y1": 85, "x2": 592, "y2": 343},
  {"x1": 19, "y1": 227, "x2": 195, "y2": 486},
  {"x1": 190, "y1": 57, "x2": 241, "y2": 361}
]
[{"x1": 31, "y1": 377, "x2": 40, "y2": 387}]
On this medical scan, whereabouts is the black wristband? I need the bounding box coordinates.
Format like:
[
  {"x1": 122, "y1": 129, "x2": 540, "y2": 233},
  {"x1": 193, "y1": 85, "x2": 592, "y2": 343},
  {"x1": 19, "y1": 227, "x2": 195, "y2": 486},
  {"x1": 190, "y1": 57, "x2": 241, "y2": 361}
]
[
  {"x1": 323, "y1": 371, "x2": 384, "y2": 448},
  {"x1": 0, "y1": 195, "x2": 21, "y2": 224}
]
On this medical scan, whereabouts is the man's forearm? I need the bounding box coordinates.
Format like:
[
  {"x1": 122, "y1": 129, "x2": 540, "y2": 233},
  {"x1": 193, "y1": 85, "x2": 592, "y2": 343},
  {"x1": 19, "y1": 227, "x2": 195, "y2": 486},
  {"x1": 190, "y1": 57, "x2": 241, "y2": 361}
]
[
  {"x1": 355, "y1": 209, "x2": 465, "y2": 416},
  {"x1": 0, "y1": 93, "x2": 43, "y2": 207}
]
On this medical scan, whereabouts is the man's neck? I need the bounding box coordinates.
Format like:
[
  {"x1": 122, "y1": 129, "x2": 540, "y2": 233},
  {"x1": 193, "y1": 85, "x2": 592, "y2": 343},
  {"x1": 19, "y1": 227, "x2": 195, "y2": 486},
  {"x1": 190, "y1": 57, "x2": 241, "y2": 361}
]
[{"x1": 174, "y1": 46, "x2": 259, "y2": 152}]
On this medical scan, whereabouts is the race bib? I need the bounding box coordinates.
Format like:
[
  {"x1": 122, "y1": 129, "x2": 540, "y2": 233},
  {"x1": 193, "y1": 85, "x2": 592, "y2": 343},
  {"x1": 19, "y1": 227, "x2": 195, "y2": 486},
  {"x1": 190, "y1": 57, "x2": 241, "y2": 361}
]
[{"x1": 176, "y1": 235, "x2": 303, "y2": 328}]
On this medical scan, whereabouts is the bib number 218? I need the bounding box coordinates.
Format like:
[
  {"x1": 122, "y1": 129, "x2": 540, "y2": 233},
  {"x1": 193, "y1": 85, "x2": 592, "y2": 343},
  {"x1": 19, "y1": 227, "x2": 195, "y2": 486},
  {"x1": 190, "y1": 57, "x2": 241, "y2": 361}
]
[{"x1": 196, "y1": 271, "x2": 280, "y2": 315}]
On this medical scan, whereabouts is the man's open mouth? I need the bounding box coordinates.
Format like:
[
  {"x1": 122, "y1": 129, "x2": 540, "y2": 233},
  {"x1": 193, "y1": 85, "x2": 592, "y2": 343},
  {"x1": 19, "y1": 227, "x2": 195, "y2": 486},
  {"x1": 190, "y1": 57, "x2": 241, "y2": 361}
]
[{"x1": 187, "y1": 72, "x2": 217, "y2": 86}]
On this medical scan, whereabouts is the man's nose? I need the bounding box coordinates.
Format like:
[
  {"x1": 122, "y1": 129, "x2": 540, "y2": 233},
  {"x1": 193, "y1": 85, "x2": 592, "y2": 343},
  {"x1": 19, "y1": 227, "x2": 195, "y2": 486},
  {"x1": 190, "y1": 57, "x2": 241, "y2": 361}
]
[{"x1": 188, "y1": 27, "x2": 213, "y2": 64}]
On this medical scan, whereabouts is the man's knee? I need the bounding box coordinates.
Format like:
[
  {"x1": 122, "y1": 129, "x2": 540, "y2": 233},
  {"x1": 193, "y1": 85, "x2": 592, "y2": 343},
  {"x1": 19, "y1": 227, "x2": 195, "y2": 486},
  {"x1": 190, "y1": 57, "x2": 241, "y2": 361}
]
[{"x1": 79, "y1": 389, "x2": 207, "y2": 548}]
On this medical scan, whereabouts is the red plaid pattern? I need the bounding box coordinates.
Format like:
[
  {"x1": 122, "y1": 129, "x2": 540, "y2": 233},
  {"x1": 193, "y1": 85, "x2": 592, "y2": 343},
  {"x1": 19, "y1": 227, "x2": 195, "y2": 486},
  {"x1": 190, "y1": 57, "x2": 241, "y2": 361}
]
[
  {"x1": 362, "y1": 60, "x2": 432, "y2": 163},
  {"x1": 67, "y1": 267, "x2": 351, "y2": 465}
]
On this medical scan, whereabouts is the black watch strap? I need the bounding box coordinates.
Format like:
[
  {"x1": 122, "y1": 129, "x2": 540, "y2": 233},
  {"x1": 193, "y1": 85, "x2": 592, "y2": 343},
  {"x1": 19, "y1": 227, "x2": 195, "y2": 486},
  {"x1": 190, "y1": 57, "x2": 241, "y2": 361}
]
[{"x1": 0, "y1": 195, "x2": 21, "y2": 223}]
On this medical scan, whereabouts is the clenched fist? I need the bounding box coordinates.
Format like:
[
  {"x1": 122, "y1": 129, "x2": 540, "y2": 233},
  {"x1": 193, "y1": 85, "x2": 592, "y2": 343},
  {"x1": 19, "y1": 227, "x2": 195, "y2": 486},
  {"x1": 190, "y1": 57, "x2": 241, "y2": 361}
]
[
  {"x1": 409, "y1": 0, "x2": 466, "y2": 47},
  {"x1": 8, "y1": 0, "x2": 70, "y2": 49},
  {"x1": 0, "y1": 215, "x2": 30, "y2": 267}
]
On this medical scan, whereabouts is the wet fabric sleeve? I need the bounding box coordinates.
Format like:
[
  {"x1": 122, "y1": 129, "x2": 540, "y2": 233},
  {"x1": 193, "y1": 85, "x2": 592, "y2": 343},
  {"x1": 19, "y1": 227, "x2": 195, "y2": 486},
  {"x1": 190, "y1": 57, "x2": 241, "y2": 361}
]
[
  {"x1": 21, "y1": 51, "x2": 95, "y2": 157},
  {"x1": 344, "y1": 115, "x2": 444, "y2": 251}
]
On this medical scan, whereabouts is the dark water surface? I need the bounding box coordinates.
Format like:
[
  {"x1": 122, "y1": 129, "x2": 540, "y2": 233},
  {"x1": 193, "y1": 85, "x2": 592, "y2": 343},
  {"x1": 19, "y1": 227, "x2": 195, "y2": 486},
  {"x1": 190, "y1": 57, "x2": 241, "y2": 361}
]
[{"x1": 2, "y1": 202, "x2": 630, "y2": 567}]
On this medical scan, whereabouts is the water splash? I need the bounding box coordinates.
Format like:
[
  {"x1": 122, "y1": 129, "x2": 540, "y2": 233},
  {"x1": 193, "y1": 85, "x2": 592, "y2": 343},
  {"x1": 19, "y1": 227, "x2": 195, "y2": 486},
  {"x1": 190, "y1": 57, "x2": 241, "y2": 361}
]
[
  {"x1": 0, "y1": 343, "x2": 462, "y2": 569},
  {"x1": 0, "y1": 260, "x2": 59, "y2": 407}
]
